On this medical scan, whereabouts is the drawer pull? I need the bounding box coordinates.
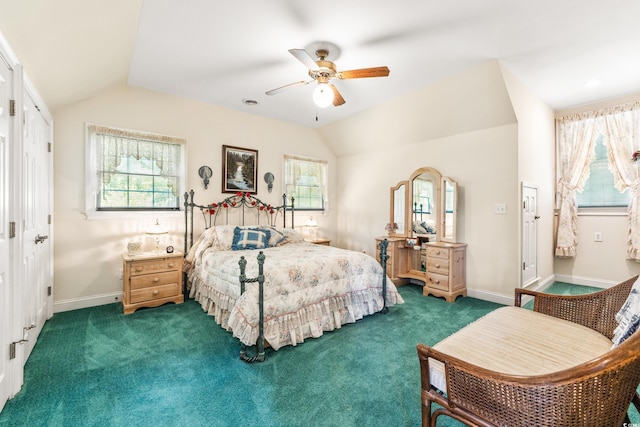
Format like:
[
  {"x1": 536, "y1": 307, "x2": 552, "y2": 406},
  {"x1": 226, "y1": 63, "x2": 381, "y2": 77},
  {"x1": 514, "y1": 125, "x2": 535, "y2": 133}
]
[
  {"x1": 152, "y1": 290, "x2": 159, "y2": 296},
  {"x1": 153, "y1": 277, "x2": 160, "y2": 283},
  {"x1": 435, "y1": 264, "x2": 440, "y2": 268},
  {"x1": 168, "y1": 263, "x2": 174, "y2": 268},
  {"x1": 433, "y1": 279, "x2": 440, "y2": 284},
  {"x1": 134, "y1": 267, "x2": 143, "y2": 273}
]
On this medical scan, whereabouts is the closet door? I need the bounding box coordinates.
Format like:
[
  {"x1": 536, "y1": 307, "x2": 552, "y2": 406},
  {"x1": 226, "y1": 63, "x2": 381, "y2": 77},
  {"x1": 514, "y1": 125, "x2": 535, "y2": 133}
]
[
  {"x1": 0, "y1": 54, "x2": 13, "y2": 413},
  {"x1": 20, "y1": 90, "x2": 52, "y2": 364}
]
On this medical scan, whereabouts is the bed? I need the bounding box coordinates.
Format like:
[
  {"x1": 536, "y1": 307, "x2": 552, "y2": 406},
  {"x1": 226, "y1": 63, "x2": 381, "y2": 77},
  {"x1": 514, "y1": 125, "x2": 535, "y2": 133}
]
[{"x1": 183, "y1": 190, "x2": 404, "y2": 361}]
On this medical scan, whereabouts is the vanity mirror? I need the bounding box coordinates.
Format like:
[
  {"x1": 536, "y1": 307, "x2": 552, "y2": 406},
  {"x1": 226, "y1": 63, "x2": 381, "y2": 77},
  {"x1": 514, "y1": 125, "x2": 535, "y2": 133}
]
[
  {"x1": 379, "y1": 166, "x2": 466, "y2": 303},
  {"x1": 389, "y1": 181, "x2": 407, "y2": 236}
]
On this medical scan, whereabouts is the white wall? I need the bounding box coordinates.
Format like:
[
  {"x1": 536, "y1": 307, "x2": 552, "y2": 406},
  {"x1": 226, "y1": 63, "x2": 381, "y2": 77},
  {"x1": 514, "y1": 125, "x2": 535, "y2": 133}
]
[
  {"x1": 320, "y1": 60, "x2": 527, "y2": 303},
  {"x1": 500, "y1": 63, "x2": 557, "y2": 287},
  {"x1": 52, "y1": 83, "x2": 336, "y2": 310}
]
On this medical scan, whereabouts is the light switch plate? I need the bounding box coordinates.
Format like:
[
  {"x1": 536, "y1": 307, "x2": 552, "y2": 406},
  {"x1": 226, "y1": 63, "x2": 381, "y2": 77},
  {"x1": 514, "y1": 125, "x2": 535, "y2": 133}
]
[{"x1": 495, "y1": 203, "x2": 507, "y2": 214}]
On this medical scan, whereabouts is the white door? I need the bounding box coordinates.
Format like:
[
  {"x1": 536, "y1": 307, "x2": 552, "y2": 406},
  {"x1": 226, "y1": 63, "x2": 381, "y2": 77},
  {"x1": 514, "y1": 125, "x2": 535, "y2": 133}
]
[
  {"x1": 522, "y1": 184, "x2": 538, "y2": 286},
  {"x1": 20, "y1": 90, "x2": 52, "y2": 364},
  {"x1": 0, "y1": 52, "x2": 13, "y2": 413}
]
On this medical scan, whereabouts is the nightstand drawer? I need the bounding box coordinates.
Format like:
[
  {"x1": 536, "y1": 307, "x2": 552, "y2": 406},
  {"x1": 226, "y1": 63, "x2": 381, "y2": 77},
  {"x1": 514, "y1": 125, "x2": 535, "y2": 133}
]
[
  {"x1": 426, "y1": 246, "x2": 449, "y2": 260},
  {"x1": 130, "y1": 283, "x2": 180, "y2": 304},
  {"x1": 427, "y1": 273, "x2": 449, "y2": 291},
  {"x1": 129, "y1": 258, "x2": 180, "y2": 276},
  {"x1": 427, "y1": 257, "x2": 449, "y2": 276},
  {"x1": 130, "y1": 270, "x2": 181, "y2": 290}
]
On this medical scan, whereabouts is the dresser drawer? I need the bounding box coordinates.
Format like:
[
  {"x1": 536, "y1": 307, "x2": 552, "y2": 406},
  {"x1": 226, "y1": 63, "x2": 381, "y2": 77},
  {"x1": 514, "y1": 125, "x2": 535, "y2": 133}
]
[
  {"x1": 426, "y1": 246, "x2": 449, "y2": 260},
  {"x1": 427, "y1": 257, "x2": 449, "y2": 275},
  {"x1": 130, "y1": 270, "x2": 181, "y2": 290},
  {"x1": 427, "y1": 273, "x2": 449, "y2": 291},
  {"x1": 129, "y1": 258, "x2": 181, "y2": 276},
  {"x1": 130, "y1": 283, "x2": 180, "y2": 304}
]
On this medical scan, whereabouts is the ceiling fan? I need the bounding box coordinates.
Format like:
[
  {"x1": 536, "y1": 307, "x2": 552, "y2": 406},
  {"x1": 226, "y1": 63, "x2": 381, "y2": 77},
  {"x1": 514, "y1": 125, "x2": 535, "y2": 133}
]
[{"x1": 265, "y1": 46, "x2": 390, "y2": 108}]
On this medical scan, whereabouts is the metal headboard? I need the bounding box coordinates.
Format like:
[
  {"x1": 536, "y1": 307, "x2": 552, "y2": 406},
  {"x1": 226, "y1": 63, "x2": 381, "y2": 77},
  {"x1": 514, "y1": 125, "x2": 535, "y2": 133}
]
[{"x1": 183, "y1": 190, "x2": 295, "y2": 255}]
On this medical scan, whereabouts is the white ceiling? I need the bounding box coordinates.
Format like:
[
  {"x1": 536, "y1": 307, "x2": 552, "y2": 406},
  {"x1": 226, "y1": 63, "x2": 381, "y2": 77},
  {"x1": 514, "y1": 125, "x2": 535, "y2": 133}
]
[{"x1": 2, "y1": 0, "x2": 640, "y2": 128}]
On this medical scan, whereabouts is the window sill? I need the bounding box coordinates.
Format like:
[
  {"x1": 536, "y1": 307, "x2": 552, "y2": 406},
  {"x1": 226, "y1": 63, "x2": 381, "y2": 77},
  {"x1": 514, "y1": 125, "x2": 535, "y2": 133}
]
[
  {"x1": 84, "y1": 210, "x2": 184, "y2": 221},
  {"x1": 577, "y1": 208, "x2": 627, "y2": 217}
]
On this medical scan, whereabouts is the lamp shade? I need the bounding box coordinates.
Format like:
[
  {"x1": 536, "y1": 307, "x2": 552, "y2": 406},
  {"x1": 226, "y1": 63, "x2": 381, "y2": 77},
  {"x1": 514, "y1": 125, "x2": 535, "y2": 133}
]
[
  {"x1": 313, "y1": 83, "x2": 334, "y2": 108},
  {"x1": 146, "y1": 218, "x2": 168, "y2": 235}
]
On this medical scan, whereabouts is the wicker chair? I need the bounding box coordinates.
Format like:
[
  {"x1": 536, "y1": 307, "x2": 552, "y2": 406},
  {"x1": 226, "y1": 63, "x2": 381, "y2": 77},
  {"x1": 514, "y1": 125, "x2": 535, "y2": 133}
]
[{"x1": 417, "y1": 276, "x2": 640, "y2": 427}]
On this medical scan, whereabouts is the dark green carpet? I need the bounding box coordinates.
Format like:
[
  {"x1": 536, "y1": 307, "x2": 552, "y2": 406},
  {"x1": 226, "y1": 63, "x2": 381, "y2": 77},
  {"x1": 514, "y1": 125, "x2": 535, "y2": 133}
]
[{"x1": 0, "y1": 283, "x2": 637, "y2": 426}]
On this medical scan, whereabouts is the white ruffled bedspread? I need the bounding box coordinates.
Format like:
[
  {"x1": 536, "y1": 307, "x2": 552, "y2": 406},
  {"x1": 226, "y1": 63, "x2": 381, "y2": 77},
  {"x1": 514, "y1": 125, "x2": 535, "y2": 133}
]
[{"x1": 184, "y1": 226, "x2": 404, "y2": 350}]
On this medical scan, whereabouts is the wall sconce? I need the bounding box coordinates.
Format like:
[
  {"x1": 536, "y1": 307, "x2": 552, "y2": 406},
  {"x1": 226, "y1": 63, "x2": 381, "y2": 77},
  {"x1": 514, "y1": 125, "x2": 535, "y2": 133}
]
[
  {"x1": 198, "y1": 165, "x2": 212, "y2": 189},
  {"x1": 264, "y1": 172, "x2": 275, "y2": 193}
]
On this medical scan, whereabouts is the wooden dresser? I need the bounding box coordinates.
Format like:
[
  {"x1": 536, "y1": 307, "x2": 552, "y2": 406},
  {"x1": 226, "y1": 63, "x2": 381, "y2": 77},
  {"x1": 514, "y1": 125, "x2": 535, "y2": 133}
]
[
  {"x1": 122, "y1": 251, "x2": 184, "y2": 314},
  {"x1": 423, "y1": 242, "x2": 467, "y2": 302}
]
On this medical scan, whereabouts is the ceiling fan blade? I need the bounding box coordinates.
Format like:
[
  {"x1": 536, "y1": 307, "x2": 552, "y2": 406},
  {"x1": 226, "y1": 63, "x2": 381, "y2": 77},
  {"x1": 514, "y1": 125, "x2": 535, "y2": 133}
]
[
  {"x1": 330, "y1": 84, "x2": 345, "y2": 106},
  {"x1": 288, "y1": 48, "x2": 318, "y2": 70},
  {"x1": 338, "y1": 66, "x2": 390, "y2": 79},
  {"x1": 265, "y1": 80, "x2": 311, "y2": 95}
]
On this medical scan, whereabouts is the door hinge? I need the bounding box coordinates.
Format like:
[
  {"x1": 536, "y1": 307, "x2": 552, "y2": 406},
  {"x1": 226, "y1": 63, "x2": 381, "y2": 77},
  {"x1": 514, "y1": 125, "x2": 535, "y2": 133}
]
[
  {"x1": 9, "y1": 99, "x2": 15, "y2": 116},
  {"x1": 523, "y1": 262, "x2": 526, "y2": 270},
  {"x1": 9, "y1": 339, "x2": 27, "y2": 360},
  {"x1": 47, "y1": 286, "x2": 52, "y2": 296},
  {"x1": 47, "y1": 142, "x2": 52, "y2": 153},
  {"x1": 9, "y1": 221, "x2": 15, "y2": 238},
  {"x1": 48, "y1": 214, "x2": 52, "y2": 224}
]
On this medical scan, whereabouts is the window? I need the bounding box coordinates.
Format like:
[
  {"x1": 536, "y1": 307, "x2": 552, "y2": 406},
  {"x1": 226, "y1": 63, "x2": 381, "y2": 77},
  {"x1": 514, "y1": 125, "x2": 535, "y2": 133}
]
[
  {"x1": 283, "y1": 155, "x2": 327, "y2": 211},
  {"x1": 576, "y1": 133, "x2": 629, "y2": 208},
  {"x1": 85, "y1": 124, "x2": 185, "y2": 215}
]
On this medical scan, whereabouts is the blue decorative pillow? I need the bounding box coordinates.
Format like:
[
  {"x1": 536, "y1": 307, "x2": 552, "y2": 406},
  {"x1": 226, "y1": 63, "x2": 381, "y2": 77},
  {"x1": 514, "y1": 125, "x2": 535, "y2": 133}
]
[
  {"x1": 231, "y1": 227, "x2": 270, "y2": 250},
  {"x1": 260, "y1": 226, "x2": 287, "y2": 247}
]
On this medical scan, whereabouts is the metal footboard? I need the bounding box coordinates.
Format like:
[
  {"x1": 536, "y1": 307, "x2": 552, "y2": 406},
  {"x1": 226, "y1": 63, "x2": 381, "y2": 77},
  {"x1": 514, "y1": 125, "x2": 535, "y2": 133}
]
[
  {"x1": 379, "y1": 238, "x2": 389, "y2": 314},
  {"x1": 238, "y1": 251, "x2": 266, "y2": 363}
]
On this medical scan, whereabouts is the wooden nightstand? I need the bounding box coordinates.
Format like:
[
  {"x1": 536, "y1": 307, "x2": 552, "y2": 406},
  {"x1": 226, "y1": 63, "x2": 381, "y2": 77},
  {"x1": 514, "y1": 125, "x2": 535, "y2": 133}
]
[
  {"x1": 306, "y1": 238, "x2": 331, "y2": 246},
  {"x1": 122, "y1": 251, "x2": 184, "y2": 314}
]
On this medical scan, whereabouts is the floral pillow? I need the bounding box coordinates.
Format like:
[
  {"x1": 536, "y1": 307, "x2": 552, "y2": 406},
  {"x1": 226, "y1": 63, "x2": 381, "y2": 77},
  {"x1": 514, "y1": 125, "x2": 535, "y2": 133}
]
[{"x1": 231, "y1": 227, "x2": 270, "y2": 250}]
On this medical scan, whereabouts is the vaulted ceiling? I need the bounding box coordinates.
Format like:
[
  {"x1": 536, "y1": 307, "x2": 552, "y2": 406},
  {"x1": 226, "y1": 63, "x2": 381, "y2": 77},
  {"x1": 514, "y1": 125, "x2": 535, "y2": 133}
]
[{"x1": 1, "y1": 0, "x2": 640, "y2": 128}]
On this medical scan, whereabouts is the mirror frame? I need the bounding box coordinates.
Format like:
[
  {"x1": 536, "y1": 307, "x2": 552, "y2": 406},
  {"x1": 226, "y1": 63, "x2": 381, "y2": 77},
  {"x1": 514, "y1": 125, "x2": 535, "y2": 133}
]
[
  {"x1": 409, "y1": 167, "x2": 442, "y2": 242},
  {"x1": 390, "y1": 180, "x2": 408, "y2": 236},
  {"x1": 441, "y1": 176, "x2": 458, "y2": 243}
]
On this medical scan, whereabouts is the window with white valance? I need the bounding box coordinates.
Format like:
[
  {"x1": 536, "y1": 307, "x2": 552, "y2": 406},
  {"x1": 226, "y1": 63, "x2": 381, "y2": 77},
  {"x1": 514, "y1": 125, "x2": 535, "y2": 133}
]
[
  {"x1": 85, "y1": 124, "x2": 186, "y2": 216},
  {"x1": 283, "y1": 154, "x2": 327, "y2": 211},
  {"x1": 556, "y1": 102, "x2": 640, "y2": 260}
]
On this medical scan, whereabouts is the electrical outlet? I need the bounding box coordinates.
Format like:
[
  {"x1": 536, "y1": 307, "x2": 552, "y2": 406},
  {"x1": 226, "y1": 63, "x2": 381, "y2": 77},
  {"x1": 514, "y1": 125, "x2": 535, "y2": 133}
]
[
  {"x1": 594, "y1": 232, "x2": 602, "y2": 242},
  {"x1": 495, "y1": 203, "x2": 507, "y2": 214}
]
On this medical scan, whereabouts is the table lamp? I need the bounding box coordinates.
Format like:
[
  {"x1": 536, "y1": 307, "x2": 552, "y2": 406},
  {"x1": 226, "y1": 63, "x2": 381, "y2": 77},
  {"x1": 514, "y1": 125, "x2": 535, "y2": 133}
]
[{"x1": 146, "y1": 218, "x2": 168, "y2": 253}]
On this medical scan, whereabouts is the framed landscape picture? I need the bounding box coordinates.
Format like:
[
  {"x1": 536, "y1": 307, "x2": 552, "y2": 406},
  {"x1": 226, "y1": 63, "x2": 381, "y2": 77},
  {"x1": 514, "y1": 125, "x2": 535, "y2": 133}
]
[{"x1": 222, "y1": 145, "x2": 258, "y2": 193}]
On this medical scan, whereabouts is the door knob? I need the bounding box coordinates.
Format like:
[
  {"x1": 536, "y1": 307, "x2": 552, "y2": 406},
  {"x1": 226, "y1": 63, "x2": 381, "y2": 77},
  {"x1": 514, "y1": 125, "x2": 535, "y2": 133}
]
[
  {"x1": 534, "y1": 215, "x2": 540, "y2": 220},
  {"x1": 34, "y1": 234, "x2": 48, "y2": 244}
]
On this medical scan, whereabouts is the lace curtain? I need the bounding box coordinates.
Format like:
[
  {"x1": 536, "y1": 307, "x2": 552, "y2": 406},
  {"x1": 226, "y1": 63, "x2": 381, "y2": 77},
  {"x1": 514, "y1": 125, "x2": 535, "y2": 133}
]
[
  {"x1": 602, "y1": 103, "x2": 640, "y2": 260},
  {"x1": 89, "y1": 125, "x2": 185, "y2": 197},
  {"x1": 556, "y1": 102, "x2": 640, "y2": 260},
  {"x1": 555, "y1": 114, "x2": 597, "y2": 257}
]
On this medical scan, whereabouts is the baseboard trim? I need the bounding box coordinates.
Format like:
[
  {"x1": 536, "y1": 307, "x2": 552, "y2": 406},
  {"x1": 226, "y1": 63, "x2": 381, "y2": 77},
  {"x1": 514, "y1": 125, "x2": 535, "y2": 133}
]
[
  {"x1": 467, "y1": 274, "x2": 556, "y2": 306},
  {"x1": 553, "y1": 274, "x2": 618, "y2": 289},
  {"x1": 466, "y1": 289, "x2": 512, "y2": 306},
  {"x1": 54, "y1": 292, "x2": 123, "y2": 313}
]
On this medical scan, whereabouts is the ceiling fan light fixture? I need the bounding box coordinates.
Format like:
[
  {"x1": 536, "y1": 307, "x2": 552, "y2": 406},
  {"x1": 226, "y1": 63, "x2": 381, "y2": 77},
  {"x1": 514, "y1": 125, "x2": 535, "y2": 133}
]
[{"x1": 313, "y1": 83, "x2": 334, "y2": 108}]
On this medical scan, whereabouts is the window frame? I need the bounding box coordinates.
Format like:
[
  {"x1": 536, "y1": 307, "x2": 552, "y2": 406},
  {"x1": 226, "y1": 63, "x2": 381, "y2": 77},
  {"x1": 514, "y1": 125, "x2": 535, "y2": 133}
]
[
  {"x1": 283, "y1": 154, "x2": 328, "y2": 212},
  {"x1": 84, "y1": 123, "x2": 187, "y2": 220}
]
